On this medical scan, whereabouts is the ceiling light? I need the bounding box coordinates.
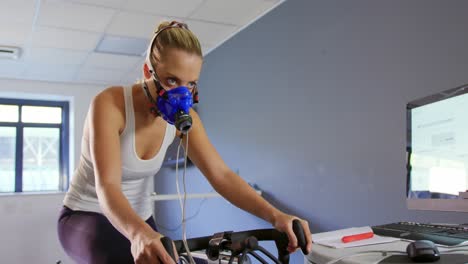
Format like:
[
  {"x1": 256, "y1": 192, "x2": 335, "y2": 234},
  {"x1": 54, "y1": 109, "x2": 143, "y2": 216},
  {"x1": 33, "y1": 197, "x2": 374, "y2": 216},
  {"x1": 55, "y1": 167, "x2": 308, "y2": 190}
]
[
  {"x1": 0, "y1": 46, "x2": 21, "y2": 60},
  {"x1": 95, "y1": 35, "x2": 149, "y2": 56}
]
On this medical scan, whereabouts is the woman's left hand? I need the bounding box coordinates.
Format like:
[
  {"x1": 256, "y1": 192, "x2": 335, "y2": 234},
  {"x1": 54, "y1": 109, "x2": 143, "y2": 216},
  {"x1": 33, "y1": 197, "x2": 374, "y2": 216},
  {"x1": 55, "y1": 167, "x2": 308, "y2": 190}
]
[{"x1": 272, "y1": 212, "x2": 312, "y2": 254}]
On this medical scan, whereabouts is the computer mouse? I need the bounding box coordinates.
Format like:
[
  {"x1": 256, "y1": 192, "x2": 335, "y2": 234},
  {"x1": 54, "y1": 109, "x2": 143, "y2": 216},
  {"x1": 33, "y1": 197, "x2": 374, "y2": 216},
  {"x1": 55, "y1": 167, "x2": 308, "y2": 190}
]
[{"x1": 406, "y1": 240, "x2": 440, "y2": 262}]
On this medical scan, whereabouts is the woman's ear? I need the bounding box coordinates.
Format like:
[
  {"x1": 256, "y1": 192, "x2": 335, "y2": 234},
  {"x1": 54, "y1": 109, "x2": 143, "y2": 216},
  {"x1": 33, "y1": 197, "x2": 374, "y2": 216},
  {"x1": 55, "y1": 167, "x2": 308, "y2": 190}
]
[{"x1": 143, "y1": 63, "x2": 151, "y2": 79}]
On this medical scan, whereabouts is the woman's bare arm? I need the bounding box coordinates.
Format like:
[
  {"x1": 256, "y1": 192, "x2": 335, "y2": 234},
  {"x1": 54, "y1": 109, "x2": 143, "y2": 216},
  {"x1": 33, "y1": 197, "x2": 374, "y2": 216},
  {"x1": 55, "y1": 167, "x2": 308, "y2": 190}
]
[
  {"x1": 89, "y1": 88, "x2": 152, "y2": 240},
  {"x1": 182, "y1": 110, "x2": 312, "y2": 253},
  {"x1": 88, "y1": 88, "x2": 174, "y2": 263}
]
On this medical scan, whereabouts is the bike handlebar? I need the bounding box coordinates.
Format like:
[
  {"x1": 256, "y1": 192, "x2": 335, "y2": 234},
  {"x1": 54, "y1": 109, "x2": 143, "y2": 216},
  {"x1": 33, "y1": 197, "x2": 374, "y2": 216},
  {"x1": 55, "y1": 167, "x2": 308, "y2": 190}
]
[{"x1": 161, "y1": 219, "x2": 308, "y2": 264}]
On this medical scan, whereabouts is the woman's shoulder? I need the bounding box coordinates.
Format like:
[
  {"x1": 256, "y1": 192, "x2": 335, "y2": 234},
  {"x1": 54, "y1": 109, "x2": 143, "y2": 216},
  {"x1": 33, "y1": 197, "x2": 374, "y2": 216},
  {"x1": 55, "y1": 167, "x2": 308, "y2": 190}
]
[
  {"x1": 91, "y1": 85, "x2": 127, "y2": 110},
  {"x1": 89, "y1": 85, "x2": 128, "y2": 124},
  {"x1": 86, "y1": 85, "x2": 133, "y2": 133},
  {"x1": 95, "y1": 85, "x2": 125, "y2": 101}
]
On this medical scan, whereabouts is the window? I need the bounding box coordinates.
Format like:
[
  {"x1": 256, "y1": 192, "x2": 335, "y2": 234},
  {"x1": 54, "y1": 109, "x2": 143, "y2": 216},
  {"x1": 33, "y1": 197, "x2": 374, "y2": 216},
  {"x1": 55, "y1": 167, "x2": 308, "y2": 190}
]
[{"x1": 0, "y1": 98, "x2": 69, "y2": 193}]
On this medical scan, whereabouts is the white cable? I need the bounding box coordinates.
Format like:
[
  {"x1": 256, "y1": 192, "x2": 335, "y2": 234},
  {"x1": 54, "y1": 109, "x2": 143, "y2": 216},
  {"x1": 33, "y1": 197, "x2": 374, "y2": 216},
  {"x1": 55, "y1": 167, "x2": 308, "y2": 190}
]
[
  {"x1": 175, "y1": 134, "x2": 196, "y2": 264},
  {"x1": 175, "y1": 141, "x2": 183, "y2": 221},
  {"x1": 325, "y1": 250, "x2": 406, "y2": 264},
  {"x1": 183, "y1": 133, "x2": 194, "y2": 262},
  {"x1": 182, "y1": 133, "x2": 195, "y2": 263}
]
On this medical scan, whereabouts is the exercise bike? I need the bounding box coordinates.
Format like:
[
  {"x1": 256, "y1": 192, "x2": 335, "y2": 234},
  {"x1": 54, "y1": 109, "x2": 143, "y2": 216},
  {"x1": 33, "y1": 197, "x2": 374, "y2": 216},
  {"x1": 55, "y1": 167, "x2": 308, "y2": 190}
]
[{"x1": 160, "y1": 219, "x2": 308, "y2": 264}]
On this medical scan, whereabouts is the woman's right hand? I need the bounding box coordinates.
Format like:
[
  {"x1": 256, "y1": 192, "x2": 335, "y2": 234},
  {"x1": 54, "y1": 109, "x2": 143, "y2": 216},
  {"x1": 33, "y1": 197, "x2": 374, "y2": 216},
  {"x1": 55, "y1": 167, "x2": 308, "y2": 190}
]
[{"x1": 130, "y1": 230, "x2": 177, "y2": 264}]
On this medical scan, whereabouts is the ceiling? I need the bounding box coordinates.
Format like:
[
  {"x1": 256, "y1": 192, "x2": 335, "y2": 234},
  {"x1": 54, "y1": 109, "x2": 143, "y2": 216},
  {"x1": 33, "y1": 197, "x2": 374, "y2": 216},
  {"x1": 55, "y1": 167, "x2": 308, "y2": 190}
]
[{"x1": 0, "y1": 0, "x2": 284, "y2": 85}]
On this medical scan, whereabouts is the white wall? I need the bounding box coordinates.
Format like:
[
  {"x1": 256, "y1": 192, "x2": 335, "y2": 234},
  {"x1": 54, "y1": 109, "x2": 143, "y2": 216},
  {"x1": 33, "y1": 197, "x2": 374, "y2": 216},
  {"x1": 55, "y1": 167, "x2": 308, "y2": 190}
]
[
  {"x1": 0, "y1": 193, "x2": 69, "y2": 263},
  {"x1": 0, "y1": 78, "x2": 103, "y2": 263}
]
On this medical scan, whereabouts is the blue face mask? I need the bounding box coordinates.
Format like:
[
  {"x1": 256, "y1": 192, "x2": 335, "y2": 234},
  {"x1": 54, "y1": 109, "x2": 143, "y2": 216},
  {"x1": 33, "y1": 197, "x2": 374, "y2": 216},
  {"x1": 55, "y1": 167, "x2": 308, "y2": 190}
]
[
  {"x1": 157, "y1": 86, "x2": 194, "y2": 133},
  {"x1": 141, "y1": 78, "x2": 198, "y2": 134}
]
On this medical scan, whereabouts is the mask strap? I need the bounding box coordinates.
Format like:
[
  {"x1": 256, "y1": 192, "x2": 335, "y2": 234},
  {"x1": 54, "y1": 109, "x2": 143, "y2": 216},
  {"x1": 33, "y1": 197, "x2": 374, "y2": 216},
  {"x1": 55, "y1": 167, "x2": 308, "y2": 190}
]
[
  {"x1": 142, "y1": 80, "x2": 161, "y2": 117},
  {"x1": 193, "y1": 87, "x2": 199, "y2": 104},
  {"x1": 153, "y1": 78, "x2": 168, "y2": 100}
]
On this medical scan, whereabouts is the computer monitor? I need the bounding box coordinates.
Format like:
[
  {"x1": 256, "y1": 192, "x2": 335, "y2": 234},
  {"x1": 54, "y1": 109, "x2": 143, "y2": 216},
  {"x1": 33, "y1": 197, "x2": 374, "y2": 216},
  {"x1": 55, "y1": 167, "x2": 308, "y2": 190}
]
[{"x1": 406, "y1": 84, "x2": 468, "y2": 212}]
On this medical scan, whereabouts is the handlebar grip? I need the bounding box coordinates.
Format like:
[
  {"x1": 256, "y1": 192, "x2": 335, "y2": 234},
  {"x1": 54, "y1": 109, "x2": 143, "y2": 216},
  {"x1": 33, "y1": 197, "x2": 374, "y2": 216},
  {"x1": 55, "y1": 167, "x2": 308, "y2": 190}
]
[
  {"x1": 160, "y1": 236, "x2": 176, "y2": 262},
  {"x1": 292, "y1": 219, "x2": 308, "y2": 255}
]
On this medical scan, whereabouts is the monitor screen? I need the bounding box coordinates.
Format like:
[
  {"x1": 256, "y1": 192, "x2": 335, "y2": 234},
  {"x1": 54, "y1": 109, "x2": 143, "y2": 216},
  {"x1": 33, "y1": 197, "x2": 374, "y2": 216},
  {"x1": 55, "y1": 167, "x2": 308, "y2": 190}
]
[{"x1": 407, "y1": 84, "x2": 468, "y2": 212}]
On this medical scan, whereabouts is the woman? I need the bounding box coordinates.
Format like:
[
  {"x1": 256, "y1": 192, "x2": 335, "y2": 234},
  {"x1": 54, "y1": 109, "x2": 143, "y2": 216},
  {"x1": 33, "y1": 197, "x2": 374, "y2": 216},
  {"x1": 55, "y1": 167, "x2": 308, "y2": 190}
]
[{"x1": 57, "y1": 20, "x2": 312, "y2": 264}]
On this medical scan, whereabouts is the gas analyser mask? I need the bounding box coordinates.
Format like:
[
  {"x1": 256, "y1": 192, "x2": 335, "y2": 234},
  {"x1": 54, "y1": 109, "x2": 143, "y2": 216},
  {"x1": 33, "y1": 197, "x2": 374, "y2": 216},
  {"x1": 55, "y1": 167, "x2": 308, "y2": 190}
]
[{"x1": 142, "y1": 21, "x2": 199, "y2": 134}]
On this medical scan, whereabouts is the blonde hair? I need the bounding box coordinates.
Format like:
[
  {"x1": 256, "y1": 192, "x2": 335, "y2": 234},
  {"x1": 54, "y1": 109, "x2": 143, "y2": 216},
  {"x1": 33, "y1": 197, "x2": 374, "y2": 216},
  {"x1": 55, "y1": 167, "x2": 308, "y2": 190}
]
[{"x1": 151, "y1": 21, "x2": 203, "y2": 64}]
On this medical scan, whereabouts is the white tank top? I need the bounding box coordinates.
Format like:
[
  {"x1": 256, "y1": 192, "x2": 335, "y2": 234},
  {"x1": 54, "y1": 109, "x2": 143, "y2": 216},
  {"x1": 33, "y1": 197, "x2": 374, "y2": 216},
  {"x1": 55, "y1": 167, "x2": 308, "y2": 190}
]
[{"x1": 64, "y1": 86, "x2": 176, "y2": 220}]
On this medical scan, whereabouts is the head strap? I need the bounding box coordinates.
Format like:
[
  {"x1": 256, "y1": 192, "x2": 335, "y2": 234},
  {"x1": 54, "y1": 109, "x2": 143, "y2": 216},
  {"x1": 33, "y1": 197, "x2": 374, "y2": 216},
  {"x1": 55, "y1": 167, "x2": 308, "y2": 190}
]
[{"x1": 144, "y1": 21, "x2": 189, "y2": 79}]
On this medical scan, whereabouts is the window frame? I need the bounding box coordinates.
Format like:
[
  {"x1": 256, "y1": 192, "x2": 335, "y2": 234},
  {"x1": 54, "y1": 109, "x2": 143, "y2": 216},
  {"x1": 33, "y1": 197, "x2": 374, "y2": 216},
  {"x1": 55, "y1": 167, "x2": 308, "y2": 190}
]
[{"x1": 0, "y1": 98, "x2": 69, "y2": 193}]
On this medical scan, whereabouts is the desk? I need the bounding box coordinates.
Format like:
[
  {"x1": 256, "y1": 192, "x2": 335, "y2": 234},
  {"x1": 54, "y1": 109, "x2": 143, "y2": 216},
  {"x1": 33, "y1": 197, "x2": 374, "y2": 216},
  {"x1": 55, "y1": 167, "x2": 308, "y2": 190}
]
[{"x1": 305, "y1": 240, "x2": 468, "y2": 264}]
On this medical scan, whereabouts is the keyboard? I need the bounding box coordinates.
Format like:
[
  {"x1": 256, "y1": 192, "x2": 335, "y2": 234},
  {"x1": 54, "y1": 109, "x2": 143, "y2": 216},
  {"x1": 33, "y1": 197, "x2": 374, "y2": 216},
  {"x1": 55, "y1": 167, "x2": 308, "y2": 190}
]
[{"x1": 372, "y1": 222, "x2": 468, "y2": 246}]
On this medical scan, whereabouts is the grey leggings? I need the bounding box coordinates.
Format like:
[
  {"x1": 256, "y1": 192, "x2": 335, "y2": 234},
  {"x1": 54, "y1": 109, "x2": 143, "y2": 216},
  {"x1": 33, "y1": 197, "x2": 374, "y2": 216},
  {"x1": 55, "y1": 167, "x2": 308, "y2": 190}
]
[{"x1": 57, "y1": 206, "x2": 158, "y2": 264}]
